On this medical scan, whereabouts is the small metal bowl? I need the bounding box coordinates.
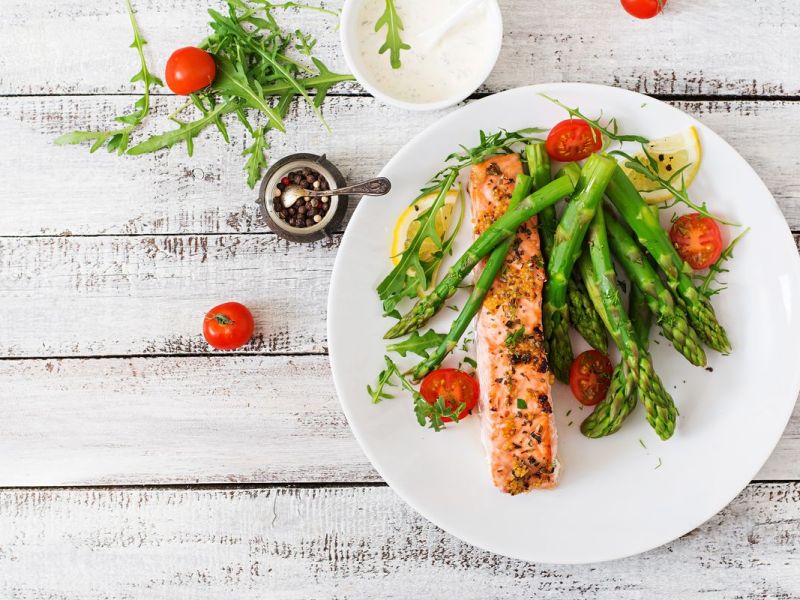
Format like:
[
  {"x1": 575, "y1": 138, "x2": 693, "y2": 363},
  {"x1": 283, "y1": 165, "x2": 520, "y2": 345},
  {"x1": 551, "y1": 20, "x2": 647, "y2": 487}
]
[{"x1": 256, "y1": 153, "x2": 348, "y2": 243}]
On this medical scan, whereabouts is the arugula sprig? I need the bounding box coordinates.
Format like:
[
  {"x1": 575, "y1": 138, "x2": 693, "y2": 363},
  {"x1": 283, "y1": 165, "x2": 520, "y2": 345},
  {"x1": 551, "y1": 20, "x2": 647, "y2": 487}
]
[
  {"x1": 698, "y1": 228, "x2": 750, "y2": 297},
  {"x1": 421, "y1": 128, "x2": 546, "y2": 198},
  {"x1": 539, "y1": 93, "x2": 649, "y2": 147},
  {"x1": 375, "y1": 0, "x2": 410, "y2": 69},
  {"x1": 387, "y1": 329, "x2": 446, "y2": 359},
  {"x1": 254, "y1": 1, "x2": 340, "y2": 17},
  {"x1": 54, "y1": 0, "x2": 163, "y2": 154},
  {"x1": 377, "y1": 173, "x2": 462, "y2": 314},
  {"x1": 610, "y1": 148, "x2": 739, "y2": 226},
  {"x1": 368, "y1": 356, "x2": 464, "y2": 431},
  {"x1": 58, "y1": 0, "x2": 353, "y2": 188}
]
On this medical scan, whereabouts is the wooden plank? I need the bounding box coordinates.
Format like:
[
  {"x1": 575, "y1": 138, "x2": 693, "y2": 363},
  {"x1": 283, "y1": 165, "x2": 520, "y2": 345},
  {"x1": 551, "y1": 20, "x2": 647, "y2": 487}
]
[
  {"x1": 0, "y1": 234, "x2": 336, "y2": 357},
  {"x1": 3, "y1": 96, "x2": 800, "y2": 236},
  {"x1": 2, "y1": 0, "x2": 799, "y2": 98},
  {"x1": 0, "y1": 484, "x2": 797, "y2": 598},
  {"x1": 0, "y1": 355, "x2": 377, "y2": 486},
  {"x1": 0, "y1": 355, "x2": 795, "y2": 486},
  {"x1": 1, "y1": 232, "x2": 798, "y2": 359}
]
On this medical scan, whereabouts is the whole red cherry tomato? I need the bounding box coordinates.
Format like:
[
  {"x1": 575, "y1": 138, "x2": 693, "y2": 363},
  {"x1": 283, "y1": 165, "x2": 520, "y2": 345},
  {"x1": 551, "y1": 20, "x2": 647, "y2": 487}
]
[
  {"x1": 203, "y1": 302, "x2": 254, "y2": 350},
  {"x1": 165, "y1": 47, "x2": 216, "y2": 95},
  {"x1": 621, "y1": 0, "x2": 667, "y2": 19}
]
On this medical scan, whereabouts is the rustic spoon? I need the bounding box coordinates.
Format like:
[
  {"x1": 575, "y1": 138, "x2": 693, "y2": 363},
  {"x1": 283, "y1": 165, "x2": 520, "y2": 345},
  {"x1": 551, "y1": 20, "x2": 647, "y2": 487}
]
[{"x1": 281, "y1": 177, "x2": 391, "y2": 208}]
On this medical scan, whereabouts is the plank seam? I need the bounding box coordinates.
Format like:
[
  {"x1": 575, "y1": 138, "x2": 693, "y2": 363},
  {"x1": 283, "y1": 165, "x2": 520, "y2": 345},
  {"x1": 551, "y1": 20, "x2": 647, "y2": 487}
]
[
  {"x1": 3, "y1": 91, "x2": 800, "y2": 102},
  {"x1": 0, "y1": 351, "x2": 329, "y2": 361},
  {"x1": 0, "y1": 480, "x2": 794, "y2": 492}
]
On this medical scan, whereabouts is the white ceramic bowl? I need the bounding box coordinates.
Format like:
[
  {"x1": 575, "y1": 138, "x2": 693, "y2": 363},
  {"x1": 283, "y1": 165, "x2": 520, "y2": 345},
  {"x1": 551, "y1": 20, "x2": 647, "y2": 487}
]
[{"x1": 340, "y1": 0, "x2": 503, "y2": 111}]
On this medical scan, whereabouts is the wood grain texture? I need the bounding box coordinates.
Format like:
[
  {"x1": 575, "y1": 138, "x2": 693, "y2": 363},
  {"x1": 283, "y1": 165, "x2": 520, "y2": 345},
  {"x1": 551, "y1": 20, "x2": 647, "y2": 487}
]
[
  {"x1": 0, "y1": 233, "x2": 337, "y2": 357},
  {"x1": 0, "y1": 356, "x2": 378, "y2": 486},
  {"x1": 0, "y1": 355, "x2": 795, "y2": 485},
  {"x1": 4, "y1": 96, "x2": 800, "y2": 236},
  {"x1": 2, "y1": 0, "x2": 799, "y2": 98},
  {"x1": 0, "y1": 484, "x2": 798, "y2": 599}
]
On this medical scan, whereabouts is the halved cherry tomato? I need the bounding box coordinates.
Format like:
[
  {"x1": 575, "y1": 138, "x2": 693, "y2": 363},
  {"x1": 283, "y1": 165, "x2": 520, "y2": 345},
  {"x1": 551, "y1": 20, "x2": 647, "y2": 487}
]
[
  {"x1": 203, "y1": 302, "x2": 254, "y2": 350},
  {"x1": 669, "y1": 213, "x2": 723, "y2": 270},
  {"x1": 569, "y1": 350, "x2": 613, "y2": 406},
  {"x1": 165, "y1": 47, "x2": 216, "y2": 95},
  {"x1": 545, "y1": 119, "x2": 603, "y2": 162},
  {"x1": 620, "y1": 0, "x2": 666, "y2": 19},
  {"x1": 419, "y1": 368, "x2": 479, "y2": 421}
]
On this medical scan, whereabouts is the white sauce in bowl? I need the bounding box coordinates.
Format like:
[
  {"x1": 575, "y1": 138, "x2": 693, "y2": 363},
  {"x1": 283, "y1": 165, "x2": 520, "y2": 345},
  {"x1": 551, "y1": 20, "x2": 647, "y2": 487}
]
[{"x1": 352, "y1": 0, "x2": 499, "y2": 105}]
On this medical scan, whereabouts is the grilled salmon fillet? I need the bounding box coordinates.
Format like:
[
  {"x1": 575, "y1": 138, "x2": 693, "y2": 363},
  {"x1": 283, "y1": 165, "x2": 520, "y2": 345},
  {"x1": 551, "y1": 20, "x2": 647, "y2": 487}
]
[{"x1": 469, "y1": 154, "x2": 559, "y2": 494}]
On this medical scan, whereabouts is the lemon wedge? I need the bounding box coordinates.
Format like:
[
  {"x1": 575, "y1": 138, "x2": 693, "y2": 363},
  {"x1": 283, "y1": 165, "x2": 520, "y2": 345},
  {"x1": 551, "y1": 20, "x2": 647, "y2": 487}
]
[
  {"x1": 620, "y1": 127, "x2": 702, "y2": 204},
  {"x1": 391, "y1": 189, "x2": 460, "y2": 265}
]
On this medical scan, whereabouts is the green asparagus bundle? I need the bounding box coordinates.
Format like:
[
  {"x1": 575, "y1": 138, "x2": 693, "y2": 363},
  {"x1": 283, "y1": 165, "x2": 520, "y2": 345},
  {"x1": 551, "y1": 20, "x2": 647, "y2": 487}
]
[
  {"x1": 543, "y1": 154, "x2": 617, "y2": 382},
  {"x1": 605, "y1": 166, "x2": 731, "y2": 354},
  {"x1": 583, "y1": 208, "x2": 678, "y2": 440},
  {"x1": 604, "y1": 211, "x2": 707, "y2": 367},
  {"x1": 411, "y1": 174, "x2": 534, "y2": 380},
  {"x1": 528, "y1": 149, "x2": 607, "y2": 353},
  {"x1": 384, "y1": 175, "x2": 576, "y2": 339}
]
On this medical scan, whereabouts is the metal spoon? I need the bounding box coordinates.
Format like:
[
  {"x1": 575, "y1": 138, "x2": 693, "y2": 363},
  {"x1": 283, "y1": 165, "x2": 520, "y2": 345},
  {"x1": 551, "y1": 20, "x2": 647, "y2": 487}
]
[
  {"x1": 281, "y1": 177, "x2": 391, "y2": 208},
  {"x1": 416, "y1": 0, "x2": 487, "y2": 51}
]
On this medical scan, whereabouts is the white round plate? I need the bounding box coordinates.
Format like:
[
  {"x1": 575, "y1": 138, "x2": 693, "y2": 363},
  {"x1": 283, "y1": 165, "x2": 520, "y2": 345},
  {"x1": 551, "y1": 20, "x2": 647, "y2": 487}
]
[{"x1": 327, "y1": 83, "x2": 800, "y2": 564}]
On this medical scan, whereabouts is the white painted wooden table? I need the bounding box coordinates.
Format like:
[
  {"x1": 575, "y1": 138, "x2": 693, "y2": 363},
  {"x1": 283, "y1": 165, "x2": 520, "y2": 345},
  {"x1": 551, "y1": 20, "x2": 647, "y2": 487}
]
[{"x1": 1, "y1": 1, "x2": 798, "y2": 597}]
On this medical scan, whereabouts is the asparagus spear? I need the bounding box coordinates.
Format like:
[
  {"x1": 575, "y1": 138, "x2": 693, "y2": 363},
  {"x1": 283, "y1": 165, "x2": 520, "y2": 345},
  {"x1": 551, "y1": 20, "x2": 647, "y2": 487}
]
[
  {"x1": 543, "y1": 154, "x2": 617, "y2": 381},
  {"x1": 384, "y1": 175, "x2": 576, "y2": 339},
  {"x1": 579, "y1": 280, "x2": 651, "y2": 438},
  {"x1": 528, "y1": 150, "x2": 607, "y2": 352},
  {"x1": 606, "y1": 165, "x2": 731, "y2": 354},
  {"x1": 576, "y1": 252, "x2": 635, "y2": 438},
  {"x1": 605, "y1": 211, "x2": 707, "y2": 367},
  {"x1": 411, "y1": 174, "x2": 534, "y2": 379},
  {"x1": 583, "y1": 208, "x2": 678, "y2": 440},
  {"x1": 567, "y1": 273, "x2": 608, "y2": 352}
]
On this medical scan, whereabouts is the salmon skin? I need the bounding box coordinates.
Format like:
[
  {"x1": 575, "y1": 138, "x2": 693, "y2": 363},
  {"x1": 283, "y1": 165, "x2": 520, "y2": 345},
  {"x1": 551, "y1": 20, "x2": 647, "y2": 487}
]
[{"x1": 469, "y1": 154, "x2": 559, "y2": 494}]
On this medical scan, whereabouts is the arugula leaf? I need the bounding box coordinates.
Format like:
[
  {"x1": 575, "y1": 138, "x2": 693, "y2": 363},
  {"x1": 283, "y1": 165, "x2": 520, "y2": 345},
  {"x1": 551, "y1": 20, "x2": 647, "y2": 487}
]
[
  {"x1": 699, "y1": 227, "x2": 749, "y2": 297},
  {"x1": 367, "y1": 356, "x2": 398, "y2": 403},
  {"x1": 386, "y1": 329, "x2": 446, "y2": 359},
  {"x1": 212, "y1": 55, "x2": 287, "y2": 132},
  {"x1": 375, "y1": 0, "x2": 410, "y2": 69},
  {"x1": 413, "y1": 395, "x2": 465, "y2": 432},
  {"x1": 128, "y1": 99, "x2": 239, "y2": 156},
  {"x1": 54, "y1": 0, "x2": 161, "y2": 154},
  {"x1": 610, "y1": 148, "x2": 739, "y2": 226},
  {"x1": 253, "y1": 1, "x2": 340, "y2": 17},
  {"x1": 377, "y1": 170, "x2": 459, "y2": 314}
]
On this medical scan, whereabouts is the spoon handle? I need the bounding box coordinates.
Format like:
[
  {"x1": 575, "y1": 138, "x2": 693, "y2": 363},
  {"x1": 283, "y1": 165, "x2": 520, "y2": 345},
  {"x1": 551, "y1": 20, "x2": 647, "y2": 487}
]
[{"x1": 309, "y1": 177, "x2": 392, "y2": 198}]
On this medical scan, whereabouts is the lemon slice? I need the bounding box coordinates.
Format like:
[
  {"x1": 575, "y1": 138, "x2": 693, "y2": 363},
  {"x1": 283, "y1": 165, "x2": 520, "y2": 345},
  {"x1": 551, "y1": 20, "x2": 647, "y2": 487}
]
[
  {"x1": 391, "y1": 189, "x2": 459, "y2": 265},
  {"x1": 620, "y1": 127, "x2": 702, "y2": 203}
]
